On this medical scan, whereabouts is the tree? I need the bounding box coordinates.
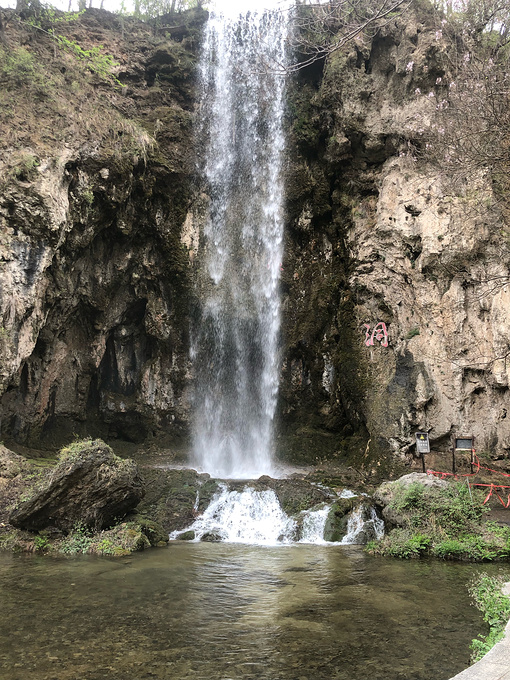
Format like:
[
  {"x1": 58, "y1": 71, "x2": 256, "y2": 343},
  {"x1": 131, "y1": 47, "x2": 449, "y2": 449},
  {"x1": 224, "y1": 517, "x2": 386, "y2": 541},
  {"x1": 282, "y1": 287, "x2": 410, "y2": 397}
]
[{"x1": 287, "y1": 0, "x2": 413, "y2": 73}]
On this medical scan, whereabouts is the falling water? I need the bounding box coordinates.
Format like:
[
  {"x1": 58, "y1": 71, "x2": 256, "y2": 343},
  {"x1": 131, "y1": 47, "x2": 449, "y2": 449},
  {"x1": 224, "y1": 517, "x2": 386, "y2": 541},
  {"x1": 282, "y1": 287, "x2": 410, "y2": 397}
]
[
  {"x1": 191, "y1": 9, "x2": 289, "y2": 479},
  {"x1": 170, "y1": 485, "x2": 385, "y2": 545}
]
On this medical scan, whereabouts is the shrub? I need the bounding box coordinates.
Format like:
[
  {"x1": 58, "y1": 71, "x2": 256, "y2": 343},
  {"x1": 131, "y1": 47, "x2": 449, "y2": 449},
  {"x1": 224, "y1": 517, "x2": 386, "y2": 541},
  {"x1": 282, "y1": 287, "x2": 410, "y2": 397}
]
[
  {"x1": 0, "y1": 46, "x2": 48, "y2": 92},
  {"x1": 468, "y1": 573, "x2": 510, "y2": 662},
  {"x1": 60, "y1": 522, "x2": 92, "y2": 555},
  {"x1": 368, "y1": 480, "x2": 510, "y2": 561}
]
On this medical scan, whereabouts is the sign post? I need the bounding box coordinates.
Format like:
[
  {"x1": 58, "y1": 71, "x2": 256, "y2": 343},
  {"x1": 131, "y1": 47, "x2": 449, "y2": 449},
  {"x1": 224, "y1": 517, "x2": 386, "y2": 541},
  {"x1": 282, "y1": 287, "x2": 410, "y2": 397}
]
[{"x1": 415, "y1": 432, "x2": 430, "y2": 473}]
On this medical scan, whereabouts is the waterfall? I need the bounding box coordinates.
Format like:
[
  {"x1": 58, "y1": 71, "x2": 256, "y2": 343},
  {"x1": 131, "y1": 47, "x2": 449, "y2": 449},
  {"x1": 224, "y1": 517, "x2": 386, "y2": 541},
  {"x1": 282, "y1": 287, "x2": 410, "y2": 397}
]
[
  {"x1": 170, "y1": 486, "x2": 385, "y2": 546},
  {"x1": 340, "y1": 506, "x2": 385, "y2": 545},
  {"x1": 191, "y1": 9, "x2": 289, "y2": 479}
]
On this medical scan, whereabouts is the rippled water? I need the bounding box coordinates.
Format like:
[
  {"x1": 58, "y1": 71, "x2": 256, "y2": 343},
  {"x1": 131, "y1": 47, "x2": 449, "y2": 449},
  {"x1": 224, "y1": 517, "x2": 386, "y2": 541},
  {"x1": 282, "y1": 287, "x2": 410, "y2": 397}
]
[{"x1": 0, "y1": 544, "x2": 489, "y2": 680}]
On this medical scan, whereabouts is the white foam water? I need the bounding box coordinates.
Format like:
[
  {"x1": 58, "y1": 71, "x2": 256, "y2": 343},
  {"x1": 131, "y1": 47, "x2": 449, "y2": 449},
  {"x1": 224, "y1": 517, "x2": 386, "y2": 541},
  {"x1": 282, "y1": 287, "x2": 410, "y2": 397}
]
[
  {"x1": 171, "y1": 486, "x2": 297, "y2": 545},
  {"x1": 171, "y1": 486, "x2": 384, "y2": 546},
  {"x1": 340, "y1": 506, "x2": 385, "y2": 545}
]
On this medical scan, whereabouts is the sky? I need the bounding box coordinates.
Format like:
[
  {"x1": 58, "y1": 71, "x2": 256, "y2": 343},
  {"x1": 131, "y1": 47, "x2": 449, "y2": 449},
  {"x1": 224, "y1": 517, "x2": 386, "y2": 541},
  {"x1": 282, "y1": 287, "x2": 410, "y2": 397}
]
[{"x1": 2, "y1": 0, "x2": 292, "y2": 16}]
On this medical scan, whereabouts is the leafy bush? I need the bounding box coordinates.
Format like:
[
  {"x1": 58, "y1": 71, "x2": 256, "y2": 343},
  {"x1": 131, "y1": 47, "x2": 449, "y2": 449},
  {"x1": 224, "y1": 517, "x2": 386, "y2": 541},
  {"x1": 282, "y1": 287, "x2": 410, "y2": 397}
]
[
  {"x1": 468, "y1": 573, "x2": 510, "y2": 662},
  {"x1": 33, "y1": 534, "x2": 50, "y2": 552},
  {"x1": 60, "y1": 522, "x2": 92, "y2": 555},
  {"x1": 367, "y1": 481, "x2": 510, "y2": 561},
  {"x1": 0, "y1": 46, "x2": 48, "y2": 92}
]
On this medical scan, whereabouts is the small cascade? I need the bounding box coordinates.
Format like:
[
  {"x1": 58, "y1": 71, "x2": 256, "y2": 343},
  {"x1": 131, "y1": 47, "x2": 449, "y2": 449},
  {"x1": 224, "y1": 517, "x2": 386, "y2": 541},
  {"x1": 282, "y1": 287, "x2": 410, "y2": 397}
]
[
  {"x1": 171, "y1": 486, "x2": 384, "y2": 546},
  {"x1": 340, "y1": 506, "x2": 385, "y2": 545},
  {"x1": 171, "y1": 486, "x2": 297, "y2": 545},
  {"x1": 298, "y1": 505, "x2": 330, "y2": 545}
]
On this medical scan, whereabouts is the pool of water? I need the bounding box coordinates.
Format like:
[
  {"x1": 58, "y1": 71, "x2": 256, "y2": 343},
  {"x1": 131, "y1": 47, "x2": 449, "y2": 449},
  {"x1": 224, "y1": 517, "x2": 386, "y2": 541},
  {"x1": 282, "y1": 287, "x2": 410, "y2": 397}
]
[{"x1": 0, "y1": 544, "x2": 491, "y2": 680}]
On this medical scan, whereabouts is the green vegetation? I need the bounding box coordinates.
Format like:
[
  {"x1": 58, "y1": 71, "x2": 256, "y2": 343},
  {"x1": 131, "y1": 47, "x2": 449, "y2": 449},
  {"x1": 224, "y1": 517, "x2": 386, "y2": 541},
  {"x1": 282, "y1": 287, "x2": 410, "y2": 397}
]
[
  {"x1": 9, "y1": 153, "x2": 40, "y2": 182},
  {"x1": 367, "y1": 482, "x2": 510, "y2": 560},
  {"x1": 53, "y1": 34, "x2": 123, "y2": 87},
  {"x1": 468, "y1": 573, "x2": 510, "y2": 662},
  {"x1": 0, "y1": 46, "x2": 48, "y2": 93},
  {"x1": 60, "y1": 521, "x2": 93, "y2": 555},
  {"x1": 405, "y1": 327, "x2": 420, "y2": 340}
]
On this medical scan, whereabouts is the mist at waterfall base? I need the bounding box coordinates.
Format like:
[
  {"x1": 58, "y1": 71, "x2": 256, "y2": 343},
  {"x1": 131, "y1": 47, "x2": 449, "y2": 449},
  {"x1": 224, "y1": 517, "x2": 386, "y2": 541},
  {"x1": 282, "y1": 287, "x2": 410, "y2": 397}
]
[{"x1": 191, "y1": 8, "x2": 288, "y2": 480}]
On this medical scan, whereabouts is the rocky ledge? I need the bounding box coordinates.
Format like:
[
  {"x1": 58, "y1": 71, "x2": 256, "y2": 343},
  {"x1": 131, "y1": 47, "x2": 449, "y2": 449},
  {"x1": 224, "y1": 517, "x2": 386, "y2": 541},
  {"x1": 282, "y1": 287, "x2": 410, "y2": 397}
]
[{"x1": 0, "y1": 438, "x2": 381, "y2": 555}]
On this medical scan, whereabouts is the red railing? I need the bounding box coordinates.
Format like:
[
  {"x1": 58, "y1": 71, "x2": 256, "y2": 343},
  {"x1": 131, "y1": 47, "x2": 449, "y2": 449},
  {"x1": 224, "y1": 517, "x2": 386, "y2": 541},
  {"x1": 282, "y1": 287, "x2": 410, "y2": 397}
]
[{"x1": 427, "y1": 453, "x2": 510, "y2": 507}]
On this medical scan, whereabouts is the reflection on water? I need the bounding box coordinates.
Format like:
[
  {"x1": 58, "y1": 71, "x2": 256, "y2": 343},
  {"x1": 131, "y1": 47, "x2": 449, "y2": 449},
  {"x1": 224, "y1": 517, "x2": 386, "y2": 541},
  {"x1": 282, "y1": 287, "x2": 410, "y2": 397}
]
[{"x1": 0, "y1": 545, "x2": 487, "y2": 680}]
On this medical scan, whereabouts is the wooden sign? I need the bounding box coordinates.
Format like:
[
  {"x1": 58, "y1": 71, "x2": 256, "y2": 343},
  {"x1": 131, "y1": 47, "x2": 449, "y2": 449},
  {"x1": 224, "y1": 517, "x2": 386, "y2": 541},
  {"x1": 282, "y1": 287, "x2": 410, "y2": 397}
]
[{"x1": 454, "y1": 437, "x2": 474, "y2": 451}]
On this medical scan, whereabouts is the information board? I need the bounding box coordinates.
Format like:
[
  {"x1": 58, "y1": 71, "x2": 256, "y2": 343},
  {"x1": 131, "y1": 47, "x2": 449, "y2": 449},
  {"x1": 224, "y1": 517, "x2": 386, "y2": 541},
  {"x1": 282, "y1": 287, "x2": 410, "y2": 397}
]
[
  {"x1": 455, "y1": 437, "x2": 474, "y2": 451},
  {"x1": 415, "y1": 432, "x2": 430, "y2": 454}
]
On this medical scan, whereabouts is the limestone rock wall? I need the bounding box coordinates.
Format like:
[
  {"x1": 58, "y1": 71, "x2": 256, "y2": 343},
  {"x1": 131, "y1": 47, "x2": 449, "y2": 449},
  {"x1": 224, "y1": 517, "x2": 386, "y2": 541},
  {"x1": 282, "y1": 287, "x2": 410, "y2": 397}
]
[
  {"x1": 1, "y1": 4, "x2": 509, "y2": 466},
  {"x1": 280, "y1": 3, "x2": 510, "y2": 464},
  {"x1": 0, "y1": 8, "x2": 205, "y2": 447}
]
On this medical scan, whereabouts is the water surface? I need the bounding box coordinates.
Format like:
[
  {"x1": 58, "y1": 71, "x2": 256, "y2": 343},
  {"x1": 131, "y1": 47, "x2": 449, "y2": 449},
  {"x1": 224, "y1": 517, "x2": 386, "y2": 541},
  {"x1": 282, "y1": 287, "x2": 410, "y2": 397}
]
[{"x1": 0, "y1": 544, "x2": 488, "y2": 680}]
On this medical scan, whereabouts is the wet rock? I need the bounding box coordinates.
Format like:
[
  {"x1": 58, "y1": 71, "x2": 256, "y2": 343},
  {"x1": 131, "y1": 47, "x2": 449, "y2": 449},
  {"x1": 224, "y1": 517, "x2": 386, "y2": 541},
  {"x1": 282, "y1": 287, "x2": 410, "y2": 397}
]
[
  {"x1": 201, "y1": 532, "x2": 221, "y2": 542},
  {"x1": 240, "y1": 476, "x2": 333, "y2": 515},
  {"x1": 176, "y1": 530, "x2": 195, "y2": 541},
  {"x1": 136, "y1": 468, "x2": 220, "y2": 533},
  {"x1": 323, "y1": 497, "x2": 357, "y2": 542},
  {"x1": 9, "y1": 439, "x2": 143, "y2": 532}
]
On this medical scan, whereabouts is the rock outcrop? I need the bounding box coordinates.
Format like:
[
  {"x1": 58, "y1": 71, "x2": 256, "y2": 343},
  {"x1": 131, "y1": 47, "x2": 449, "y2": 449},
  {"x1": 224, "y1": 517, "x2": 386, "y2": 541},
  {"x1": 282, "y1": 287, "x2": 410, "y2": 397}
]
[
  {"x1": 0, "y1": 4, "x2": 509, "y2": 471},
  {"x1": 279, "y1": 3, "x2": 510, "y2": 467},
  {"x1": 0, "y1": 8, "x2": 205, "y2": 448},
  {"x1": 0, "y1": 444, "x2": 30, "y2": 478},
  {"x1": 9, "y1": 439, "x2": 143, "y2": 531}
]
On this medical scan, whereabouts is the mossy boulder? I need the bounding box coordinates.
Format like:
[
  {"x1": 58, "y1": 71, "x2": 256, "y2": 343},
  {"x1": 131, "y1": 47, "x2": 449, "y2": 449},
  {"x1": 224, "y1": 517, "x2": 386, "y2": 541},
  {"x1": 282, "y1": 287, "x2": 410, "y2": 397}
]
[
  {"x1": 323, "y1": 497, "x2": 357, "y2": 542},
  {"x1": 373, "y1": 473, "x2": 448, "y2": 529},
  {"x1": 9, "y1": 439, "x2": 143, "y2": 532},
  {"x1": 238, "y1": 476, "x2": 333, "y2": 515},
  {"x1": 175, "y1": 530, "x2": 195, "y2": 541},
  {"x1": 137, "y1": 467, "x2": 220, "y2": 533}
]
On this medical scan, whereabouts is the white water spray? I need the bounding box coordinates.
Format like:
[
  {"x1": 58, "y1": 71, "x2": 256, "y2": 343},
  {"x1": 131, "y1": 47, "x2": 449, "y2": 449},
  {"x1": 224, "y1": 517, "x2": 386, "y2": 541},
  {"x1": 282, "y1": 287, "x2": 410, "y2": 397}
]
[
  {"x1": 171, "y1": 486, "x2": 385, "y2": 546},
  {"x1": 191, "y1": 9, "x2": 289, "y2": 479},
  {"x1": 340, "y1": 506, "x2": 385, "y2": 545}
]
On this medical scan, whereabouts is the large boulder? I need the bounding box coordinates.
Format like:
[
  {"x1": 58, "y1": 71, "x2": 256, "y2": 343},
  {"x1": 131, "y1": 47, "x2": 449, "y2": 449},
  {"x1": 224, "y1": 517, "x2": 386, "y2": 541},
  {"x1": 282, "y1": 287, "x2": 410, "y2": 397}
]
[
  {"x1": 136, "y1": 468, "x2": 220, "y2": 533},
  {"x1": 0, "y1": 445, "x2": 30, "y2": 478},
  {"x1": 9, "y1": 440, "x2": 144, "y2": 532},
  {"x1": 373, "y1": 472, "x2": 448, "y2": 529}
]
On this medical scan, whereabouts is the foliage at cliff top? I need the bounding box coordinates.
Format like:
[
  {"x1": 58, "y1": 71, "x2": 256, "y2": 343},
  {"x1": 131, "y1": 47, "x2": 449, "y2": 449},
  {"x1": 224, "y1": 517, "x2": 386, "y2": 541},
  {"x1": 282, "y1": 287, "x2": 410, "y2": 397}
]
[
  {"x1": 368, "y1": 480, "x2": 510, "y2": 561},
  {"x1": 0, "y1": 4, "x2": 199, "y2": 166}
]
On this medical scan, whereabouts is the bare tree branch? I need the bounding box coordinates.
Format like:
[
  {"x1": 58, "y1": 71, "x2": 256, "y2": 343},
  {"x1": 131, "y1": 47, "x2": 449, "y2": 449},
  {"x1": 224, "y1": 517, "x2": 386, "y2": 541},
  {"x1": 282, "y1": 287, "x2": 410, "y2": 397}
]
[{"x1": 282, "y1": 0, "x2": 413, "y2": 73}]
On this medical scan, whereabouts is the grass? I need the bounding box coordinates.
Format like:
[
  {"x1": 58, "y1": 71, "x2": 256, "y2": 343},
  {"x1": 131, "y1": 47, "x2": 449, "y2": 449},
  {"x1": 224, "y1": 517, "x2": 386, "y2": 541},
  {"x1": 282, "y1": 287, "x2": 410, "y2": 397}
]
[
  {"x1": 468, "y1": 573, "x2": 510, "y2": 662},
  {"x1": 367, "y1": 481, "x2": 510, "y2": 561}
]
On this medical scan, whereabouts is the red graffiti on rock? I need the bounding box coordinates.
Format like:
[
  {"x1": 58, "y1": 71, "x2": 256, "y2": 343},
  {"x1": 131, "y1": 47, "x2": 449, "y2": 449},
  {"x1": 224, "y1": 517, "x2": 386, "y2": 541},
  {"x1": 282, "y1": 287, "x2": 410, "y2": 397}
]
[{"x1": 364, "y1": 322, "x2": 389, "y2": 348}]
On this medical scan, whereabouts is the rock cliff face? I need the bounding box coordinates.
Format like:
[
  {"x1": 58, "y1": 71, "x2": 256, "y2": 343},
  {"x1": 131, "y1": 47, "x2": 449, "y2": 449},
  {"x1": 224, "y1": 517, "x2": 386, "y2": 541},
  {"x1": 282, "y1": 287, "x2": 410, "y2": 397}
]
[
  {"x1": 1, "y1": 4, "x2": 509, "y2": 467},
  {"x1": 279, "y1": 2, "x2": 510, "y2": 466},
  {"x1": 0, "y1": 8, "x2": 204, "y2": 446}
]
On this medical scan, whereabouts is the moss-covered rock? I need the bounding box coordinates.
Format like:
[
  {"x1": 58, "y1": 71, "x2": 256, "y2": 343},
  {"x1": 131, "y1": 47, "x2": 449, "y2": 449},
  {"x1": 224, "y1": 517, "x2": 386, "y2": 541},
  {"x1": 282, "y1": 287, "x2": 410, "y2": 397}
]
[
  {"x1": 9, "y1": 439, "x2": 144, "y2": 532},
  {"x1": 137, "y1": 467, "x2": 220, "y2": 533},
  {"x1": 323, "y1": 497, "x2": 357, "y2": 542},
  {"x1": 0, "y1": 445, "x2": 30, "y2": 478}
]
